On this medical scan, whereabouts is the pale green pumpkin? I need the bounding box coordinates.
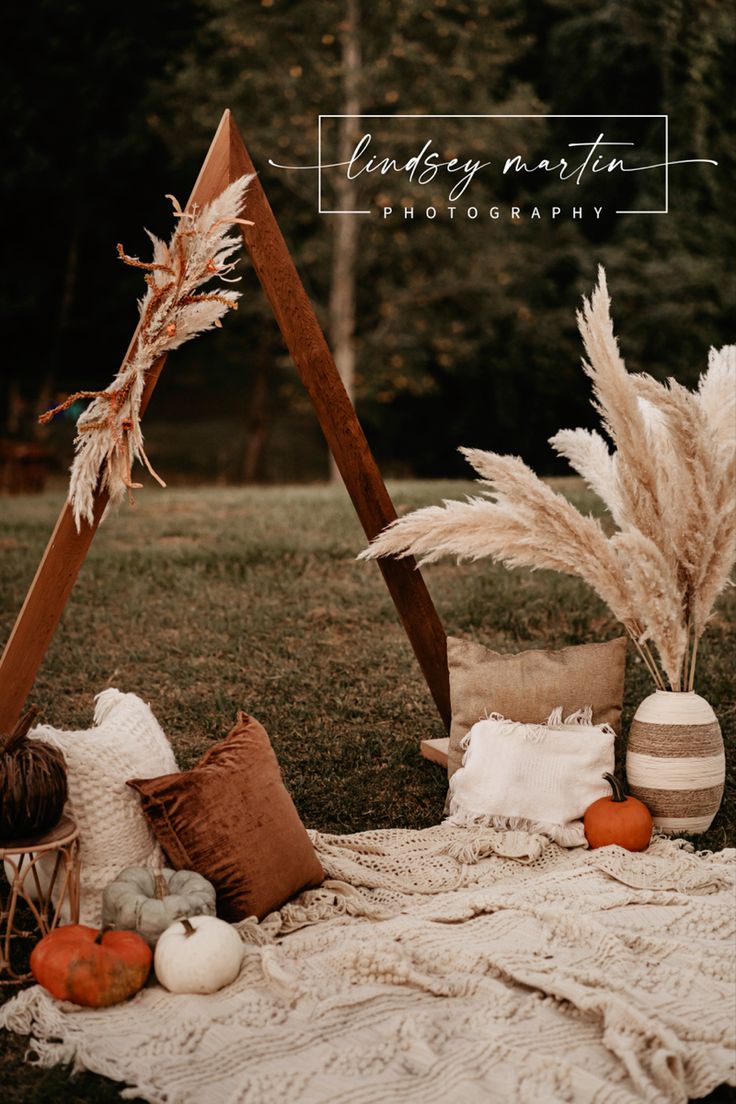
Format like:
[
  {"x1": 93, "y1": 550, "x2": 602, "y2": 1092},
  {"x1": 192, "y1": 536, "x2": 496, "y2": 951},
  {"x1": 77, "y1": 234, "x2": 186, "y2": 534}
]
[{"x1": 102, "y1": 867, "x2": 217, "y2": 947}]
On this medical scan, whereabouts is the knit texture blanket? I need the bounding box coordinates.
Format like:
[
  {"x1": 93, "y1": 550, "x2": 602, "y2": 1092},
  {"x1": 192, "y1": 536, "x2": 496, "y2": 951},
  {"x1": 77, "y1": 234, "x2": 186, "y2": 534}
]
[{"x1": 2, "y1": 825, "x2": 734, "y2": 1104}]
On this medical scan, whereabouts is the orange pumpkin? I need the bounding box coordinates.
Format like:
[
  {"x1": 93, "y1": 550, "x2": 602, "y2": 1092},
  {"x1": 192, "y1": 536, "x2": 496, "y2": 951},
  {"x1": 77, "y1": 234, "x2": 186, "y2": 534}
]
[
  {"x1": 31, "y1": 925, "x2": 152, "y2": 1007},
  {"x1": 584, "y1": 773, "x2": 653, "y2": 852}
]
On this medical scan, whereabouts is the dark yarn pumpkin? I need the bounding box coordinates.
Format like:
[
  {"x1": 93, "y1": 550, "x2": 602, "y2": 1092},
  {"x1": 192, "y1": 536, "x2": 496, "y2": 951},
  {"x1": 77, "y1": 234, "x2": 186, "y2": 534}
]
[{"x1": 0, "y1": 707, "x2": 67, "y2": 840}]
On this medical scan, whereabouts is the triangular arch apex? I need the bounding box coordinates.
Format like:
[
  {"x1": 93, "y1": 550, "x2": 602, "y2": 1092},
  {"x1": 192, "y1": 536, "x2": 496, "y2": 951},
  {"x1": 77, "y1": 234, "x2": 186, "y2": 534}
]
[{"x1": 0, "y1": 111, "x2": 450, "y2": 737}]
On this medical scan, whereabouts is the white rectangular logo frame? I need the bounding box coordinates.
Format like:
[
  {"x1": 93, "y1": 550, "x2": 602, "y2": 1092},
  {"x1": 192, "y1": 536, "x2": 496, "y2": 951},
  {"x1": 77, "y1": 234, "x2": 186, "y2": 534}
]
[{"x1": 317, "y1": 114, "x2": 669, "y2": 216}]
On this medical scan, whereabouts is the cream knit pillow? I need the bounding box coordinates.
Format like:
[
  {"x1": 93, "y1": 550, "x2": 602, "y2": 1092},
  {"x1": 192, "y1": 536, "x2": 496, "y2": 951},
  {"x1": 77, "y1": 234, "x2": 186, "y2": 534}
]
[
  {"x1": 447, "y1": 707, "x2": 615, "y2": 846},
  {"x1": 29, "y1": 689, "x2": 178, "y2": 925}
]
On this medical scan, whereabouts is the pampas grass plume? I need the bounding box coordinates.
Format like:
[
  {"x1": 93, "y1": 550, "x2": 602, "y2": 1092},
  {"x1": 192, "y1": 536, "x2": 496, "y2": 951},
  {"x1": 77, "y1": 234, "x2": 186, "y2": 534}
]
[{"x1": 362, "y1": 269, "x2": 736, "y2": 691}]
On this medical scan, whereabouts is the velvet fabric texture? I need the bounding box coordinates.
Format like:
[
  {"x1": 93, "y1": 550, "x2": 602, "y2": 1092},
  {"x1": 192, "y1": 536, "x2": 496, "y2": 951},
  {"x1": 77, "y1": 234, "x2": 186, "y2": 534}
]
[
  {"x1": 128, "y1": 714, "x2": 324, "y2": 922},
  {"x1": 447, "y1": 636, "x2": 627, "y2": 778}
]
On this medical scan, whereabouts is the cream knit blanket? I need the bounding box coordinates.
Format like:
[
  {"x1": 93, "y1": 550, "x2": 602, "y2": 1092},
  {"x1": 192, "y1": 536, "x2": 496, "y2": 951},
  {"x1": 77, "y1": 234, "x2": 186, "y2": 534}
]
[{"x1": 2, "y1": 825, "x2": 734, "y2": 1104}]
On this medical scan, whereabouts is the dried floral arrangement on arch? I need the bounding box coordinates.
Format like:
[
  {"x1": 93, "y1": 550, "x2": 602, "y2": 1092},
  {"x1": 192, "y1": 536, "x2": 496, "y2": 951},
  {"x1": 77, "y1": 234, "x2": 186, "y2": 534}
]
[
  {"x1": 41, "y1": 175, "x2": 254, "y2": 529},
  {"x1": 362, "y1": 268, "x2": 736, "y2": 693}
]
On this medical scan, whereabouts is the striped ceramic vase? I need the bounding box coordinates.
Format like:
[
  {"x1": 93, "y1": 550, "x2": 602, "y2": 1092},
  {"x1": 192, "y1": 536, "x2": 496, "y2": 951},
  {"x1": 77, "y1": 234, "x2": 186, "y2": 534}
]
[{"x1": 626, "y1": 690, "x2": 725, "y2": 834}]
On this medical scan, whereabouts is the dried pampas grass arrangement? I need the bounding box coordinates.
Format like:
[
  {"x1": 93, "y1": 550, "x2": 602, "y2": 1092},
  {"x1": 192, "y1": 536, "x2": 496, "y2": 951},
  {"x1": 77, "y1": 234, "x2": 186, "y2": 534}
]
[
  {"x1": 40, "y1": 175, "x2": 254, "y2": 529},
  {"x1": 361, "y1": 268, "x2": 736, "y2": 692}
]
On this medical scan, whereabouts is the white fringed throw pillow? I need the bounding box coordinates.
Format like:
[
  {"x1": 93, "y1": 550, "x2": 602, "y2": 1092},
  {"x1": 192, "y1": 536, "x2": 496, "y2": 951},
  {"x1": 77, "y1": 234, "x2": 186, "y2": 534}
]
[
  {"x1": 446, "y1": 706, "x2": 615, "y2": 846},
  {"x1": 29, "y1": 689, "x2": 178, "y2": 924}
]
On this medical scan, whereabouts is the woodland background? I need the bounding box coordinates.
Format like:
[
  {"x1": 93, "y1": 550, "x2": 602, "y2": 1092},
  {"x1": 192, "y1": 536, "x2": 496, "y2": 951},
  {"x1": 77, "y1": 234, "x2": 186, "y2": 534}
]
[{"x1": 3, "y1": 0, "x2": 734, "y2": 483}]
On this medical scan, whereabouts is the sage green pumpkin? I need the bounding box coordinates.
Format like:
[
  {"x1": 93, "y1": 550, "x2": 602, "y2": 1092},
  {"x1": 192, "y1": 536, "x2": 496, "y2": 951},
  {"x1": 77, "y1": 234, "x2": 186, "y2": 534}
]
[{"x1": 102, "y1": 867, "x2": 216, "y2": 947}]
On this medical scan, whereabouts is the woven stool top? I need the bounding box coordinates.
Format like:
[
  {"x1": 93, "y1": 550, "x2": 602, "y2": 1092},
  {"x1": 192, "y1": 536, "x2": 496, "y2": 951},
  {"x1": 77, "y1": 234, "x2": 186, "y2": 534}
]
[{"x1": 0, "y1": 814, "x2": 78, "y2": 856}]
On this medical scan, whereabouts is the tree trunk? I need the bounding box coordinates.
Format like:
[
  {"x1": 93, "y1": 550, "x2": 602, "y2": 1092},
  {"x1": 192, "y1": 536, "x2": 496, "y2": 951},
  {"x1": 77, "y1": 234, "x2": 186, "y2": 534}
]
[
  {"x1": 328, "y1": 0, "x2": 361, "y2": 483},
  {"x1": 239, "y1": 338, "x2": 271, "y2": 483}
]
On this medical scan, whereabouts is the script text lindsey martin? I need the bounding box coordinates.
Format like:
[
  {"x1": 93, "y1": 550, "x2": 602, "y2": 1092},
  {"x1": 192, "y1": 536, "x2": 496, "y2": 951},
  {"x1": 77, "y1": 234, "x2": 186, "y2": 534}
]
[
  {"x1": 268, "y1": 127, "x2": 717, "y2": 213},
  {"x1": 346, "y1": 132, "x2": 630, "y2": 200}
]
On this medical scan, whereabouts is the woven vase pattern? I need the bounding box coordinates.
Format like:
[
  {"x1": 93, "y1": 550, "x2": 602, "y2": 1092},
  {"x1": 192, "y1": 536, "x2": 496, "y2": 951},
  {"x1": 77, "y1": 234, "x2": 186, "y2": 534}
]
[{"x1": 626, "y1": 690, "x2": 725, "y2": 834}]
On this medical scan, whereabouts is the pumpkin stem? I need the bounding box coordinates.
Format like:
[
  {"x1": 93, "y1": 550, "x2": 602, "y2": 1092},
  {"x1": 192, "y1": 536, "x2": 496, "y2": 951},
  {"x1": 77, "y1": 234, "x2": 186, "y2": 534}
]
[
  {"x1": 94, "y1": 929, "x2": 106, "y2": 944},
  {"x1": 153, "y1": 872, "x2": 168, "y2": 900},
  {"x1": 181, "y1": 917, "x2": 197, "y2": 938},
  {"x1": 0, "y1": 705, "x2": 40, "y2": 754},
  {"x1": 603, "y1": 772, "x2": 627, "y2": 803}
]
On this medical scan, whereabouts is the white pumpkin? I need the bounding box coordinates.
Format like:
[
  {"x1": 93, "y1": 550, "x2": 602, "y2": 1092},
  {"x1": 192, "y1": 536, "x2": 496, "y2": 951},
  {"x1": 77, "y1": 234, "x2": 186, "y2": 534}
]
[{"x1": 154, "y1": 915, "x2": 244, "y2": 994}]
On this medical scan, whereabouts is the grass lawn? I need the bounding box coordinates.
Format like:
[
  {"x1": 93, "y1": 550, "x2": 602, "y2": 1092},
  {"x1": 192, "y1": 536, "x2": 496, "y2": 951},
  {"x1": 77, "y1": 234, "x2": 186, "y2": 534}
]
[{"x1": 1, "y1": 479, "x2": 734, "y2": 1103}]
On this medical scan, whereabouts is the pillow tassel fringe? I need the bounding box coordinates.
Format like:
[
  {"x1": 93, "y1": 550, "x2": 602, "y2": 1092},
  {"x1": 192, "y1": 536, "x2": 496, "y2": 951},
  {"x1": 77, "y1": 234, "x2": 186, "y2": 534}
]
[{"x1": 444, "y1": 809, "x2": 588, "y2": 848}]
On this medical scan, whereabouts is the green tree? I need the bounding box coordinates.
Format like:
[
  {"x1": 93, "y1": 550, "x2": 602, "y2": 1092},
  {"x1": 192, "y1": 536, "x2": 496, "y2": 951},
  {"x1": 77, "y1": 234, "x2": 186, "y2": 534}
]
[
  {"x1": 519, "y1": 0, "x2": 735, "y2": 386},
  {"x1": 4, "y1": 1, "x2": 731, "y2": 483},
  {"x1": 2, "y1": 0, "x2": 207, "y2": 439},
  {"x1": 155, "y1": 0, "x2": 542, "y2": 478}
]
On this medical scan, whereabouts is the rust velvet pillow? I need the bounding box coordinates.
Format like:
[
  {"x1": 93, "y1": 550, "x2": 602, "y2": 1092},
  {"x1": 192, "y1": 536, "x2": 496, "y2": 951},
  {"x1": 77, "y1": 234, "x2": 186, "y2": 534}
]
[{"x1": 127, "y1": 713, "x2": 324, "y2": 922}]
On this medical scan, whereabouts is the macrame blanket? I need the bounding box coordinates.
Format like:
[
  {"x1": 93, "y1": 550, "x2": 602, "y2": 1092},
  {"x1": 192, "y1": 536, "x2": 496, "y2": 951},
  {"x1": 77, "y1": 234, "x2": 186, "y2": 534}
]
[{"x1": 2, "y1": 825, "x2": 734, "y2": 1104}]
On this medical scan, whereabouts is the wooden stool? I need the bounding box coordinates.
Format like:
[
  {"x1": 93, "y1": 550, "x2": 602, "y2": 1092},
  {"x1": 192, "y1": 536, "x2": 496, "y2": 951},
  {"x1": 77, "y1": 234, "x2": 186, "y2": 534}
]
[
  {"x1": 420, "y1": 737, "x2": 449, "y2": 769},
  {"x1": 0, "y1": 814, "x2": 80, "y2": 982}
]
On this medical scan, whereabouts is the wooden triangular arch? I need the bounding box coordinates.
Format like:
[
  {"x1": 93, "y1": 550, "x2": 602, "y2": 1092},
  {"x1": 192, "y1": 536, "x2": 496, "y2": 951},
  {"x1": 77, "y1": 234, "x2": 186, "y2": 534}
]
[{"x1": 0, "y1": 110, "x2": 450, "y2": 736}]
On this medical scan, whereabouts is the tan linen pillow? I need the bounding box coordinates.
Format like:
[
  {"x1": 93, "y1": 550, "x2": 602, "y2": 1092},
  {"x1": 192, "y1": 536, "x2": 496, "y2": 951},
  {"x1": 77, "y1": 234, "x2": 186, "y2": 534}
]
[
  {"x1": 128, "y1": 713, "x2": 324, "y2": 922},
  {"x1": 447, "y1": 635, "x2": 627, "y2": 777}
]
